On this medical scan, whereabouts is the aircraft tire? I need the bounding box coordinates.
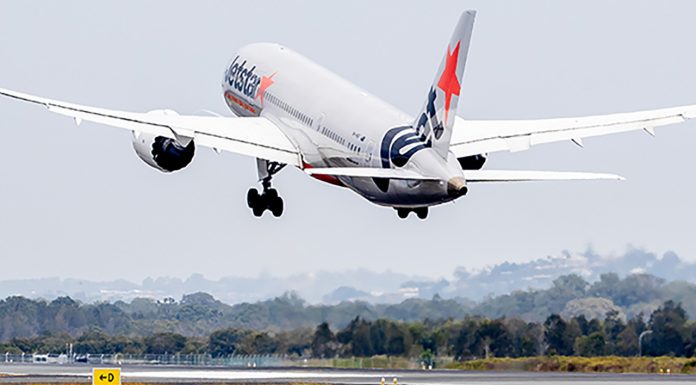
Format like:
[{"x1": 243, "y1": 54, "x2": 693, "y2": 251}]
[
  {"x1": 266, "y1": 188, "x2": 279, "y2": 200},
  {"x1": 247, "y1": 188, "x2": 260, "y2": 208},
  {"x1": 270, "y1": 197, "x2": 284, "y2": 217},
  {"x1": 252, "y1": 203, "x2": 265, "y2": 217},
  {"x1": 415, "y1": 207, "x2": 428, "y2": 219},
  {"x1": 397, "y1": 208, "x2": 409, "y2": 219}
]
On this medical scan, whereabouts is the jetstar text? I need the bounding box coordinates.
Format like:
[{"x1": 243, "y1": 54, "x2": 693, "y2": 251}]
[{"x1": 225, "y1": 56, "x2": 261, "y2": 99}]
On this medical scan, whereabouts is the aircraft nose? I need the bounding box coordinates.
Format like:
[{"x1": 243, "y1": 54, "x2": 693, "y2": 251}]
[{"x1": 447, "y1": 177, "x2": 468, "y2": 198}]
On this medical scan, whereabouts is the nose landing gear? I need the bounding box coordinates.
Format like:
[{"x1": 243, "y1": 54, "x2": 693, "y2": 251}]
[
  {"x1": 396, "y1": 207, "x2": 429, "y2": 220},
  {"x1": 247, "y1": 159, "x2": 285, "y2": 217}
]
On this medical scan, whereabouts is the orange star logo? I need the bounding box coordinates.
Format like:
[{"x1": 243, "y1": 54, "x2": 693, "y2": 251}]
[
  {"x1": 437, "y1": 42, "x2": 461, "y2": 123},
  {"x1": 256, "y1": 72, "x2": 276, "y2": 105}
]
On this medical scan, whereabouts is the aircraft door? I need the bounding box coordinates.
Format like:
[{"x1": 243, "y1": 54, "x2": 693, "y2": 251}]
[
  {"x1": 314, "y1": 113, "x2": 325, "y2": 133},
  {"x1": 365, "y1": 139, "x2": 376, "y2": 164}
]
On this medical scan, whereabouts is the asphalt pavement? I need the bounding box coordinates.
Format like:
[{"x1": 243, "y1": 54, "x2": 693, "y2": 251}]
[{"x1": 1, "y1": 363, "x2": 696, "y2": 384}]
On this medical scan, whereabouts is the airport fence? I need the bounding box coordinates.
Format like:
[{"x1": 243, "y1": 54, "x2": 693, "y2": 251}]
[
  {"x1": 2, "y1": 352, "x2": 444, "y2": 369},
  {"x1": 1, "y1": 352, "x2": 288, "y2": 367}
]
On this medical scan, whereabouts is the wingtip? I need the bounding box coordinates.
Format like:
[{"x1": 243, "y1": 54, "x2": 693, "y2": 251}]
[{"x1": 463, "y1": 10, "x2": 477, "y2": 19}]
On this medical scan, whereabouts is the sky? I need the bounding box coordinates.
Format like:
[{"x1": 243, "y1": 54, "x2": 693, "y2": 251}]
[{"x1": 0, "y1": 0, "x2": 695, "y2": 282}]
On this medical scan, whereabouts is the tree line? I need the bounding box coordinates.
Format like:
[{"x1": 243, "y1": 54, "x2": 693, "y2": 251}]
[
  {"x1": 1, "y1": 300, "x2": 694, "y2": 359},
  {"x1": 2, "y1": 272, "x2": 696, "y2": 342}
]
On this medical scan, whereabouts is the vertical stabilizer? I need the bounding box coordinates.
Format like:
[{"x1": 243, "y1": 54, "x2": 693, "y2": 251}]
[{"x1": 414, "y1": 10, "x2": 476, "y2": 159}]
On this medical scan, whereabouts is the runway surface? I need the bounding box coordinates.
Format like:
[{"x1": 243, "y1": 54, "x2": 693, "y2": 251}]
[{"x1": 2, "y1": 363, "x2": 696, "y2": 384}]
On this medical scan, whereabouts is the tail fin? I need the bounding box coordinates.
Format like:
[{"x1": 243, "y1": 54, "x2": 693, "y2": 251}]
[{"x1": 414, "y1": 10, "x2": 476, "y2": 159}]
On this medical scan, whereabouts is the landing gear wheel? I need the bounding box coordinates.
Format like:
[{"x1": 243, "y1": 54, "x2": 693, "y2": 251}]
[
  {"x1": 252, "y1": 202, "x2": 265, "y2": 217},
  {"x1": 266, "y1": 188, "x2": 279, "y2": 200},
  {"x1": 270, "y1": 197, "x2": 284, "y2": 217},
  {"x1": 247, "y1": 186, "x2": 285, "y2": 218},
  {"x1": 397, "y1": 208, "x2": 409, "y2": 219},
  {"x1": 247, "y1": 188, "x2": 260, "y2": 208},
  {"x1": 415, "y1": 207, "x2": 429, "y2": 220}
]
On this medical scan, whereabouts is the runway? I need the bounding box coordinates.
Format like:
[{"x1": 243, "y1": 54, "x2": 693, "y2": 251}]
[{"x1": 2, "y1": 363, "x2": 696, "y2": 384}]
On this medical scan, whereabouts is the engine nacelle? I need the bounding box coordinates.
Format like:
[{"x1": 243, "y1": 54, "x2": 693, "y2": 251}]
[
  {"x1": 132, "y1": 133, "x2": 195, "y2": 172},
  {"x1": 131, "y1": 110, "x2": 195, "y2": 173},
  {"x1": 457, "y1": 154, "x2": 487, "y2": 170}
]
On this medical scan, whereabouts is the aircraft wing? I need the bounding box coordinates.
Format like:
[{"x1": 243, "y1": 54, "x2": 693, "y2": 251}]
[
  {"x1": 0, "y1": 88, "x2": 302, "y2": 166},
  {"x1": 450, "y1": 105, "x2": 696, "y2": 158},
  {"x1": 464, "y1": 170, "x2": 624, "y2": 183}
]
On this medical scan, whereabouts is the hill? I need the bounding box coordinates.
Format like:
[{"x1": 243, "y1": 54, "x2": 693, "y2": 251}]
[{"x1": 1, "y1": 271, "x2": 696, "y2": 340}]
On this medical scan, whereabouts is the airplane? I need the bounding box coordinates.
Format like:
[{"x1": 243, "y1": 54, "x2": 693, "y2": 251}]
[{"x1": 2, "y1": 10, "x2": 696, "y2": 219}]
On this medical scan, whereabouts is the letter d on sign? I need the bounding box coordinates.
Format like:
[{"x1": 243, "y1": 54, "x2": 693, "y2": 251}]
[{"x1": 93, "y1": 368, "x2": 121, "y2": 385}]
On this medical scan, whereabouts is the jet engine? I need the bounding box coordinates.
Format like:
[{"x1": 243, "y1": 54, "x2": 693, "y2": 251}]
[
  {"x1": 131, "y1": 110, "x2": 195, "y2": 172},
  {"x1": 457, "y1": 154, "x2": 487, "y2": 170}
]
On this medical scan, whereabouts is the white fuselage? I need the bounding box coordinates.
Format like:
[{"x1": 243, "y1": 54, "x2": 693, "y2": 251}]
[{"x1": 222, "y1": 43, "x2": 464, "y2": 208}]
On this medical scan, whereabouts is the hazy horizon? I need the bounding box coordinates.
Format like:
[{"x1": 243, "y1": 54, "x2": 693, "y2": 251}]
[
  {"x1": 0, "y1": 244, "x2": 665, "y2": 281},
  {"x1": 0, "y1": 247, "x2": 688, "y2": 306}
]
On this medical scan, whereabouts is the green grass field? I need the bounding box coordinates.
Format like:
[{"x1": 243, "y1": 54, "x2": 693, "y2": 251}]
[
  {"x1": 302, "y1": 355, "x2": 696, "y2": 373},
  {"x1": 445, "y1": 356, "x2": 696, "y2": 374}
]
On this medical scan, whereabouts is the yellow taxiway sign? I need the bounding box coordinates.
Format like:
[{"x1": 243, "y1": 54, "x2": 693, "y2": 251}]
[{"x1": 93, "y1": 368, "x2": 121, "y2": 385}]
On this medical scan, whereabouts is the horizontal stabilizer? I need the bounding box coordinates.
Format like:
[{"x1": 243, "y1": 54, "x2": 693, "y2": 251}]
[
  {"x1": 464, "y1": 170, "x2": 625, "y2": 183},
  {"x1": 305, "y1": 167, "x2": 439, "y2": 181}
]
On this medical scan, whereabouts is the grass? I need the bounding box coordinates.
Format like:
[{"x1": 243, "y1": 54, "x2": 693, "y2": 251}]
[
  {"x1": 445, "y1": 356, "x2": 696, "y2": 374},
  {"x1": 302, "y1": 355, "x2": 696, "y2": 373}
]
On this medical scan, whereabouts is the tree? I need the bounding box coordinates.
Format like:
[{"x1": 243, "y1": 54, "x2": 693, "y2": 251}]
[
  {"x1": 574, "y1": 332, "x2": 606, "y2": 356},
  {"x1": 388, "y1": 323, "x2": 413, "y2": 356},
  {"x1": 369, "y1": 319, "x2": 411, "y2": 357},
  {"x1": 473, "y1": 319, "x2": 512, "y2": 358},
  {"x1": 336, "y1": 317, "x2": 358, "y2": 345},
  {"x1": 588, "y1": 273, "x2": 620, "y2": 299},
  {"x1": 508, "y1": 320, "x2": 542, "y2": 357},
  {"x1": 144, "y1": 332, "x2": 186, "y2": 354},
  {"x1": 208, "y1": 328, "x2": 248, "y2": 357},
  {"x1": 549, "y1": 275, "x2": 588, "y2": 301},
  {"x1": 615, "y1": 324, "x2": 639, "y2": 356},
  {"x1": 453, "y1": 320, "x2": 477, "y2": 359},
  {"x1": 311, "y1": 322, "x2": 336, "y2": 358},
  {"x1": 612, "y1": 274, "x2": 664, "y2": 307},
  {"x1": 74, "y1": 328, "x2": 111, "y2": 354},
  {"x1": 248, "y1": 332, "x2": 278, "y2": 354},
  {"x1": 369, "y1": 320, "x2": 388, "y2": 355},
  {"x1": 614, "y1": 313, "x2": 646, "y2": 356},
  {"x1": 603, "y1": 310, "x2": 626, "y2": 355},
  {"x1": 645, "y1": 301, "x2": 688, "y2": 356},
  {"x1": 350, "y1": 319, "x2": 374, "y2": 357},
  {"x1": 544, "y1": 314, "x2": 575, "y2": 356}
]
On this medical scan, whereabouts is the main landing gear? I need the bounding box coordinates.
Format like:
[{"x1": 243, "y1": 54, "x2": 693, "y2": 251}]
[
  {"x1": 247, "y1": 187, "x2": 283, "y2": 217},
  {"x1": 396, "y1": 207, "x2": 429, "y2": 220},
  {"x1": 247, "y1": 160, "x2": 285, "y2": 217}
]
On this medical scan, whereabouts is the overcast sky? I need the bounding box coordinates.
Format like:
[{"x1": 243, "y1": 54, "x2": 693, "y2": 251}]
[{"x1": 0, "y1": 1, "x2": 695, "y2": 282}]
